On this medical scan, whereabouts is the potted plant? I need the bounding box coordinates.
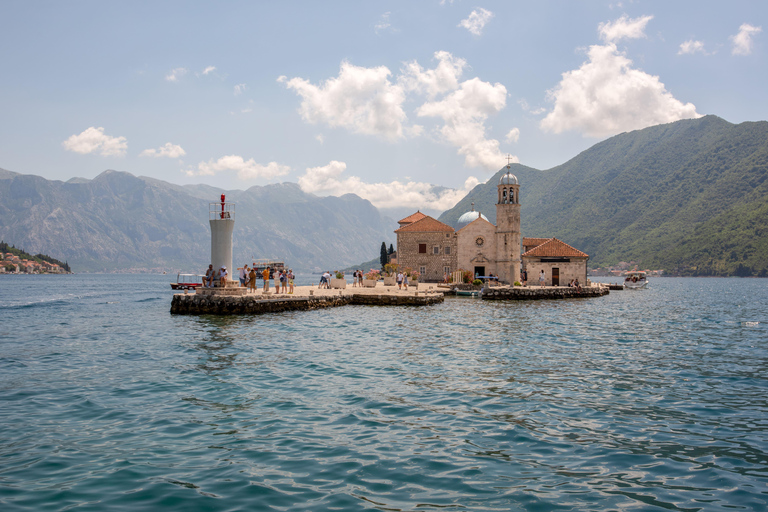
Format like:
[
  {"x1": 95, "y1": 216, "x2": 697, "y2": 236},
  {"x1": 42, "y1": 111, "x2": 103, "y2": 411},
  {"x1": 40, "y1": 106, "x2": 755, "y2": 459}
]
[
  {"x1": 383, "y1": 263, "x2": 398, "y2": 285},
  {"x1": 363, "y1": 269, "x2": 380, "y2": 287},
  {"x1": 409, "y1": 270, "x2": 420, "y2": 289},
  {"x1": 331, "y1": 271, "x2": 346, "y2": 289}
]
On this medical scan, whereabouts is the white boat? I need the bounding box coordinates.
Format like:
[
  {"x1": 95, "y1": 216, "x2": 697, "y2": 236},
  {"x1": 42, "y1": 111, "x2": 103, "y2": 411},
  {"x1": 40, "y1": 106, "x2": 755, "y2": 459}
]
[{"x1": 624, "y1": 271, "x2": 649, "y2": 289}]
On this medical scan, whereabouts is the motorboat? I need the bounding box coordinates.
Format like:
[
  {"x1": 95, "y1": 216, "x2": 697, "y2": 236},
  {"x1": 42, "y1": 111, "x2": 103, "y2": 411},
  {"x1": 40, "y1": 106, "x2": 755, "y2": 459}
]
[
  {"x1": 170, "y1": 273, "x2": 204, "y2": 290},
  {"x1": 252, "y1": 259, "x2": 285, "y2": 279},
  {"x1": 624, "y1": 271, "x2": 649, "y2": 289}
]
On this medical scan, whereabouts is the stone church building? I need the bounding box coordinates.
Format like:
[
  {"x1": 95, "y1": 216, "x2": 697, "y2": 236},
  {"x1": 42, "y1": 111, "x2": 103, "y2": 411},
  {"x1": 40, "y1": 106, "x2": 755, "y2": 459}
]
[{"x1": 395, "y1": 165, "x2": 588, "y2": 285}]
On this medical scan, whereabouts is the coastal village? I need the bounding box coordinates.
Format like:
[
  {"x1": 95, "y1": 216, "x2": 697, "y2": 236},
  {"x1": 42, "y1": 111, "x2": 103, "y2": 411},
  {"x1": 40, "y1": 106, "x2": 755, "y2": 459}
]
[{"x1": 0, "y1": 251, "x2": 67, "y2": 274}]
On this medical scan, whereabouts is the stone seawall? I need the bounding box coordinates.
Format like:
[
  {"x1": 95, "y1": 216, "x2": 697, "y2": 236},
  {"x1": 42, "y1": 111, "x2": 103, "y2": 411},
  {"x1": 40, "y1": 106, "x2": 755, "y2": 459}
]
[
  {"x1": 481, "y1": 285, "x2": 609, "y2": 301},
  {"x1": 170, "y1": 290, "x2": 445, "y2": 315},
  {"x1": 171, "y1": 294, "x2": 351, "y2": 315}
]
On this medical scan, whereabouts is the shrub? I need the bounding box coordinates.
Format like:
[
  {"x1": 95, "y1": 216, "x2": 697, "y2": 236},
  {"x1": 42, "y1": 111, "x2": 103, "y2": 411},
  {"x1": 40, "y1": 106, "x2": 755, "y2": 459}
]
[
  {"x1": 472, "y1": 279, "x2": 483, "y2": 286},
  {"x1": 335, "y1": 271, "x2": 344, "y2": 279},
  {"x1": 513, "y1": 281, "x2": 522, "y2": 287}
]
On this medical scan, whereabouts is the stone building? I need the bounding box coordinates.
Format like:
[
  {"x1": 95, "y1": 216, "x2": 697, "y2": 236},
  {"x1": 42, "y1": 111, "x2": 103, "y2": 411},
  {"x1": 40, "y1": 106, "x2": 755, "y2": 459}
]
[
  {"x1": 396, "y1": 164, "x2": 588, "y2": 285},
  {"x1": 394, "y1": 214, "x2": 457, "y2": 282},
  {"x1": 522, "y1": 238, "x2": 588, "y2": 286}
]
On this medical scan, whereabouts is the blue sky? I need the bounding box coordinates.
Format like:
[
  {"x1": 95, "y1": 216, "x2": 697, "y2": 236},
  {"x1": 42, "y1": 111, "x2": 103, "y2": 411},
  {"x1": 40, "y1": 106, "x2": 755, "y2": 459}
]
[{"x1": 0, "y1": 1, "x2": 765, "y2": 211}]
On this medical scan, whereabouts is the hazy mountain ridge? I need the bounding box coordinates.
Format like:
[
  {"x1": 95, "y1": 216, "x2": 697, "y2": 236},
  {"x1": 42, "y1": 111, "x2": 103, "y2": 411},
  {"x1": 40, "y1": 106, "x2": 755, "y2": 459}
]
[
  {"x1": 439, "y1": 115, "x2": 768, "y2": 276},
  {"x1": 0, "y1": 170, "x2": 396, "y2": 272}
]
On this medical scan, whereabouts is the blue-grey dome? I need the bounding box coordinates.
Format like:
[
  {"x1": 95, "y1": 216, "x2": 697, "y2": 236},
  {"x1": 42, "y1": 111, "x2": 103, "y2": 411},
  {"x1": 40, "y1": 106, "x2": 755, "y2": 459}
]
[
  {"x1": 456, "y1": 210, "x2": 488, "y2": 231},
  {"x1": 499, "y1": 171, "x2": 518, "y2": 185}
]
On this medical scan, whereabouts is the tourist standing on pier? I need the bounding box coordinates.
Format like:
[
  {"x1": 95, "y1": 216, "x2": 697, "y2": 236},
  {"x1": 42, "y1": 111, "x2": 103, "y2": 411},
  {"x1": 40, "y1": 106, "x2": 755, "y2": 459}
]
[
  {"x1": 403, "y1": 272, "x2": 409, "y2": 290},
  {"x1": 397, "y1": 271, "x2": 403, "y2": 289},
  {"x1": 248, "y1": 267, "x2": 257, "y2": 293},
  {"x1": 280, "y1": 270, "x2": 288, "y2": 294},
  {"x1": 239, "y1": 264, "x2": 249, "y2": 287},
  {"x1": 539, "y1": 270, "x2": 545, "y2": 287},
  {"x1": 274, "y1": 270, "x2": 280, "y2": 293},
  {"x1": 288, "y1": 270, "x2": 294, "y2": 294},
  {"x1": 263, "y1": 266, "x2": 270, "y2": 292}
]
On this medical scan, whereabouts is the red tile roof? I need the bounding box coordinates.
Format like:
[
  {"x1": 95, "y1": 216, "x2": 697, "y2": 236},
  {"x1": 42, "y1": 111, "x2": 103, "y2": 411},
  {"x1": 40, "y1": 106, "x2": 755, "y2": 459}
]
[
  {"x1": 522, "y1": 238, "x2": 588, "y2": 258},
  {"x1": 398, "y1": 211, "x2": 427, "y2": 225},
  {"x1": 522, "y1": 237, "x2": 550, "y2": 248},
  {"x1": 395, "y1": 216, "x2": 455, "y2": 233}
]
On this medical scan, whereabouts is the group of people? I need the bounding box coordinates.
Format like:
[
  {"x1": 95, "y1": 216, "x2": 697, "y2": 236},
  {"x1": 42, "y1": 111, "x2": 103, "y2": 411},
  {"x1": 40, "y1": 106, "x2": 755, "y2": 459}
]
[
  {"x1": 204, "y1": 263, "x2": 294, "y2": 294},
  {"x1": 568, "y1": 278, "x2": 581, "y2": 291},
  {"x1": 261, "y1": 266, "x2": 294, "y2": 294},
  {"x1": 203, "y1": 264, "x2": 226, "y2": 288}
]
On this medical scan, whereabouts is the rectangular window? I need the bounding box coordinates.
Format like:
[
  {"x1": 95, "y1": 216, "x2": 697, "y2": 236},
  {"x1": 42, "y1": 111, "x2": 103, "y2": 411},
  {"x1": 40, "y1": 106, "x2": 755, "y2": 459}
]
[
  {"x1": 444, "y1": 246, "x2": 451, "y2": 255},
  {"x1": 446, "y1": 233, "x2": 450, "y2": 238},
  {"x1": 444, "y1": 266, "x2": 450, "y2": 275},
  {"x1": 433, "y1": 246, "x2": 440, "y2": 255},
  {"x1": 420, "y1": 266, "x2": 426, "y2": 275},
  {"x1": 418, "y1": 244, "x2": 427, "y2": 254}
]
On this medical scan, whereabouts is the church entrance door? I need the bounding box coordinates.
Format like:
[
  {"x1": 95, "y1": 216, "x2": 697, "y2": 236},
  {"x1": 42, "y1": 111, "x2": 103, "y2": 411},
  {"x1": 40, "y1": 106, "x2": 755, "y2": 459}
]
[
  {"x1": 474, "y1": 266, "x2": 485, "y2": 279},
  {"x1": 552, "y1": 268, "x2": 560, "y2": 286}
]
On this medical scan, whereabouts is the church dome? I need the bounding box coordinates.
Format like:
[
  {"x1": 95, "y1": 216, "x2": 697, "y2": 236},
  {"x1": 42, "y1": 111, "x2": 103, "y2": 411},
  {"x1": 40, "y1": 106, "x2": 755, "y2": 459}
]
[
  {"x1": 456, "y1": 208, "x2": 488, "y2": 231},
  {"x1": 499, "y1": 171, "x2": 518, "y2": 185}
]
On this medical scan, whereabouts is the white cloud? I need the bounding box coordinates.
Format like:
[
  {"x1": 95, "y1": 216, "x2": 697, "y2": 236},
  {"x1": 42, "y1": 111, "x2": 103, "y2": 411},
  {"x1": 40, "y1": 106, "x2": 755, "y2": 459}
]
[
  {"x1": 165, "y1": 67, "x2": 188, "y2": 82},
  {"x1": 282, "y1": 51, "x2": 513, "y2": 171},
  {"x1": 518, "y1": 99, "x2": 546, "y2": 115},
  {"x1": 298, "y1": 160, "x2": 479, "y2": 210},
  {"x1": 234, "y1": 83, "x2": 246, "y2": 96},
  {"x1": 457, "y1": 7, "x2": 493, "y2": 36},
  {"x1": 375, "y1": 12, "x2": 391, "y2": 34},
  {"x1": 417, "y1": 77, "x2": 511, "y2": 169},
  {"x1": 458, "y1": 8, "x2": 494, "y2": 36},
  {"x1": 598, "y1": 14, "x2": 653, "y2": 43},
  {"x1": 540, "y1": 43, "x2": 700, "y2": 138},
  {"x1": 62, "y1": 127, "x2": 127, "y2": 157},
  {"x1": 202, "y1": 66, "x2": 216, "y2": 75},
  {"x1": 139, "y1": 142, "x2": 186, "y2": 158},
  {"x1": 731, "y1": 23, "x2": 762, "y2": 55},
  {"x1": 315, "y1": 134, "x2": 324, "y2": 144},
  {"x1": 505, "y1": 128, "x2": 520, "y2": 144},
  {"x1": 678, "y1": 40, "x2": 707, "y2": 55},
  {"x1": 281, "y1": 61, "x2": 407, "y2": 141},
  {"x1": 399, "y1": 51, "x2": 466, "y2": 99},
  {"x1": 187, "y1": 155, "x2": 291, "y2": 180}
]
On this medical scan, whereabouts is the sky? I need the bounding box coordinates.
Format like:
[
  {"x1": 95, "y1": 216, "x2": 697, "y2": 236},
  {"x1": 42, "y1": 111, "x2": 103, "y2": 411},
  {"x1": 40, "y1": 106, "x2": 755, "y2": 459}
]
[{"x1": 0, "y1": 1, "x2": 765, "y2": 212}]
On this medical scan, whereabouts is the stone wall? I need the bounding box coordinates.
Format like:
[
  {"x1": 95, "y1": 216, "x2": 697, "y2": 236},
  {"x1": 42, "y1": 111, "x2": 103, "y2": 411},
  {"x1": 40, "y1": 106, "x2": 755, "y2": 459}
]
[
  {"x1": 396, "y1": 231, "x2": 457, "y2": 282},
  {"x1": 171, "y1": 292, "x2": 445, "y2": 315},
  {"x1": 482, "y1": 284, "x2": 608, "y2": 300},
  {"x1": 457, "y1": 219, "x2": 497, "y2": 277},
  {"x1": 523, "y1": 257, "x2": 588, "y2": 286}
]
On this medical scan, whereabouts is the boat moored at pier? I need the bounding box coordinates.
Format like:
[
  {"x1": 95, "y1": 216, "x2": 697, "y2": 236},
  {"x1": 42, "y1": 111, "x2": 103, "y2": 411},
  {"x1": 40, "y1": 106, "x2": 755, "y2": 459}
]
[{"x1": 624, "y1": 271, "x2": 649, "y2": 289}]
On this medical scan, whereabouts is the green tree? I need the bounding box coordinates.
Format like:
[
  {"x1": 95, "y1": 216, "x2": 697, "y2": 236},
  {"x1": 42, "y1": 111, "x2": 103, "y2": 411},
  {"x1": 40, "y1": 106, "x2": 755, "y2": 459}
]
[
  {"x1": 379, "y1": 242, "x2": 388, "y2": 269},
  {"x1": 388, "y1": 244, "x2": 394, "y2": 255}
]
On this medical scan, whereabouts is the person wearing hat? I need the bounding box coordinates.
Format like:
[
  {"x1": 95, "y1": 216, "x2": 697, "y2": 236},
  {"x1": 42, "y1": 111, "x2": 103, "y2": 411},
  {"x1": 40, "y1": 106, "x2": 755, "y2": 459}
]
[{"x1": 219, "y1": 266, "x2": 228, "y2": 286}]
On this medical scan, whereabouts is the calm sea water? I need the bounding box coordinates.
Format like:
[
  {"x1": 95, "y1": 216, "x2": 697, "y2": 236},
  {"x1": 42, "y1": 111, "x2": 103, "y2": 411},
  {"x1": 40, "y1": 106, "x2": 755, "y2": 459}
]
[{"x1": 1, "y1": 275, "x2": 767, "y2": 511}]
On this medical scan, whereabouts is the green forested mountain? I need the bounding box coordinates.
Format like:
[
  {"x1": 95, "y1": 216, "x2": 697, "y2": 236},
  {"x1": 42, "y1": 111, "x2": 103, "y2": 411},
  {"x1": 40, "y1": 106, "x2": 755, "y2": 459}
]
[{"x1": 439, "y1": 116, "x2": 768, "y2": 276}]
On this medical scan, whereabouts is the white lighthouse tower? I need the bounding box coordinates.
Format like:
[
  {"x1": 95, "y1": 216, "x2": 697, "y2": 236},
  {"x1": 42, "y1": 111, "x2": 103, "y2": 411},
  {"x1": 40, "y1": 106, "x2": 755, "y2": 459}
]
[{"x1": 210, "y1": 194, "x2": 234, "y2": 277}]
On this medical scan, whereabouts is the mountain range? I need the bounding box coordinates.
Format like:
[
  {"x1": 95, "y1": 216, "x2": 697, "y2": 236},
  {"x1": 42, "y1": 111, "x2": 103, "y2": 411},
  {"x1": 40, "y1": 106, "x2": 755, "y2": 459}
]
[
  {"x1": 2, "y1": 115, "x2": 766, "y2": 276},
  {"x1": 0, "y1": 169, "x2": 396, "y2": 272},
  {"x1": 439, "y1": 115, "x2": 768, "y2": 277}
]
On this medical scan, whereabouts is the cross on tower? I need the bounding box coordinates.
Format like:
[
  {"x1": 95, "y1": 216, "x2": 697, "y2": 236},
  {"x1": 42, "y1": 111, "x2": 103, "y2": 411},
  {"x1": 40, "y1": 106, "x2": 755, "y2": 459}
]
[{"x1": 506, "y1": 154, "x2": 514, "y2": 167}]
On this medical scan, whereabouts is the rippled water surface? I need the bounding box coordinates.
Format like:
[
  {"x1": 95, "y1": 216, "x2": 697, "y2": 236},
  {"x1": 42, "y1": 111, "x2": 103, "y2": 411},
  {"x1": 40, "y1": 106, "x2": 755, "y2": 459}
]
[{"x1": 1, "y1": 275, "x2": 767, "y2": 511}]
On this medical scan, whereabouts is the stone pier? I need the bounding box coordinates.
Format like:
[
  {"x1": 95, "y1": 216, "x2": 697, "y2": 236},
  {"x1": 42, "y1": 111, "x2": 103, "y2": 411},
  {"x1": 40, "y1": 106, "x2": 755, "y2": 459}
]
[
  {"x1": 171, "y1": 282, "x2": 446, "y2": 315},
  {"x1": 480, "y1": 284, "x2": 609, "y2": 301}
]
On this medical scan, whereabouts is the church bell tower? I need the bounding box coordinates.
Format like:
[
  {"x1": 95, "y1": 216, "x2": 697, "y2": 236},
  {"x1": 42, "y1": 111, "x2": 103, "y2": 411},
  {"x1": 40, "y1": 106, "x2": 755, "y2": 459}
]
[{"x1": 495, "y1": 161, "x2": 521, "y2": 284}]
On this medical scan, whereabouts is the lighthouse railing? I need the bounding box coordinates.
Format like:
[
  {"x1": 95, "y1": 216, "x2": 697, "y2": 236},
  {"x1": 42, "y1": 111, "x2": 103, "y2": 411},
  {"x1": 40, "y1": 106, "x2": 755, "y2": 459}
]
[{"x1": 209, "y1": 202, "x2": 235, "y2": 221}]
